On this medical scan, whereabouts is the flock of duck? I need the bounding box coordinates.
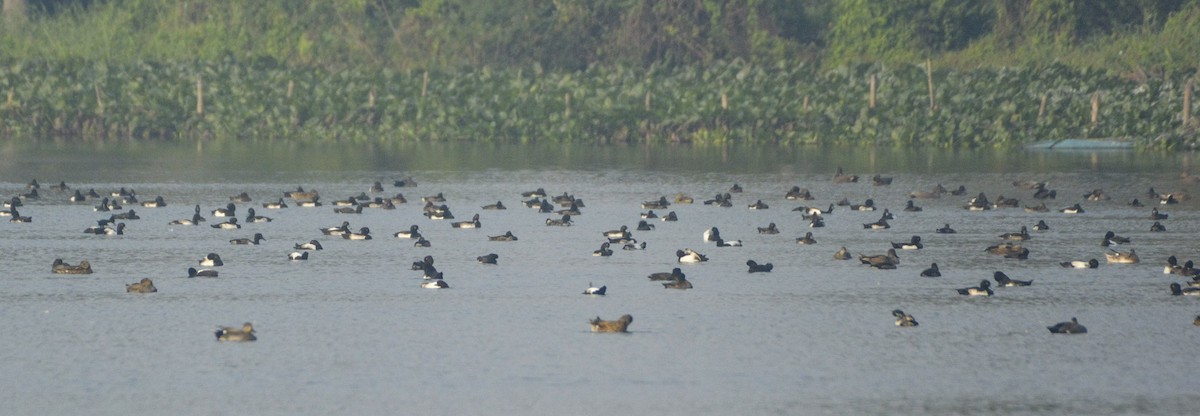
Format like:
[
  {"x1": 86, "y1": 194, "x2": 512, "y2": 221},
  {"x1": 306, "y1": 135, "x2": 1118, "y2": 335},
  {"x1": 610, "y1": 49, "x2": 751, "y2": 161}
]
[{"x1": 10, "y1": 167, "x2": 1200, "y2": 339}]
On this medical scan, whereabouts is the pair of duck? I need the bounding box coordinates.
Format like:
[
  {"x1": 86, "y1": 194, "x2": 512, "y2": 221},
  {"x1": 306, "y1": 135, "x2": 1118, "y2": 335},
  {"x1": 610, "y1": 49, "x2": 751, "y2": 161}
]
[{"x1": 648, "y1": 267, "x2": 692, "y2": 289}]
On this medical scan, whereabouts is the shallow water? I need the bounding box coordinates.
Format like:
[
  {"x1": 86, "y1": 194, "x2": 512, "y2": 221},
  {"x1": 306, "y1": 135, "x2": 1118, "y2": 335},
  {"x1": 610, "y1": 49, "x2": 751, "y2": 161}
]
[{"x1": 2, "y1": 141, "x2": 1199, "y2": 415}]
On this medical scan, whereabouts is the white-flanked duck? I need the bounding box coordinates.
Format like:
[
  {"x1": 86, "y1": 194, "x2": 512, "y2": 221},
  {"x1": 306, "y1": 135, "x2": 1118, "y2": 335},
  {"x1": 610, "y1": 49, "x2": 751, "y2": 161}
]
[
  {"x1": 714, "y1": 238, "x2": 742, "y2": 247},
  {"x1": 795, "y1": 232, "x2": 817, "y2": 245},
  {"x1": 891, "y1": 235, "x2": 923, "y2": 250},
  {"x1": 603, "y1": 225, "x2": 630, "y2": 239},
  {"x1": 1170, "y1": 282, "x2": 1200, "y2": 296},
  {"x1": 343, "y1": 227, "x2": 372, "y2": 240},
  {"x1": 1000, "y1": 226, "x2": 1030, "y2": 241},
  {"x1": 262, "y1": 198, "x2": 288, "y2": 209},
  {"x1": 1033, "y1": 220, "x2": 1050, "y2": 231},
  {"x1": 641, "y1": 196, "x2": 670, "y2": 209},
  {"x1": 210, "y1": 217, "x2": 240, "y2": 229},
  {"x1": 1060, "y1": 259, "x2": 1100, "y2": 269},
  {"x1": 993, "y1": 271, "x2": 1032, "y2": 287},
  {"x1": 230, "y1": 233, "x2": 266, "y2": 245},
  {"x1": 757, "y1": 223, "x2": 780, "y2": 234},
  {"x1": 288, "y1": 251, "x2": 309, "y2": 261},
  {"x1": 422, "y1": 279, "x2": 450, "y2": 289},
  {"x1": 785, "y1": 186, "x2": 813, "y2": 200},
  {"x1": 199, "y1": 253, "x2": 224, "y2": 267},
  {"x1": 393, "y1": 224, "x2": 421, "y2": 239},
  {"x1": 849, "y1": 199, "x2": 876, "y2": 211},
  {"x1": 488, "y1": 231, "x2": 518, "y2": 241},
  {"x1": 211, "y1": 203, "x2": 236, "y2": 217},
  {"x1": 187, "y1": 267, "x2": 218, "y2": 278},
  {"x1": 245, "y1": 208, "x2": 273, "y2": 223},
  {"x1": 295, "y1": 240, "x2": 323, "y2": 250},
  {"x1": 583, "y1": 283, "x2": 606, "y2": 295},
  {"x1": 592, "y1": 242, "x2": 614, "y2": 257},
  {"x1": 451, "y1": 213, "x2": 482, "y2": 229},
  {"x1": 661, "y1": 211, "x2": 679, "y2": 222},
  {"x1": 956, "y1": 280, "x2": 993, "y2": 296},
  {"x1": 1105, "y1": 248, "x2": 1139, "y2": 264},
  {"x1": 1059, "y1": 203, "x2": 1084, "y2": 214},
  {"x1": 545, "y1": 214, "x2": 573, "y2": 227},
  {"x1": 140, "y1": 196, "x2": 167, "y2": 208},
  {"x1": 321, "y1": 221, "x2": 351, "y2": 236},
  {"x1": 676, "y1": 248, "x2": 708, "y2": 263},
  {"x1": 747, "y1": 200, "x2": 769, "y2": 210}
]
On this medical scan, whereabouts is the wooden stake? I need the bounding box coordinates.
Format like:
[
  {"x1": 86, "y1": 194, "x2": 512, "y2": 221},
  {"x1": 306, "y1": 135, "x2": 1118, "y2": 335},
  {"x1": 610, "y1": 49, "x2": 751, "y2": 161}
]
[
  {"x1": 94, "y1": 84, "x2": 104, "y2": 115},
  {"x1": 721, "y1": 92, "x2": 728, "y2": 110},
  {"x1": 368, "y1": 88, "x2": 376, "y2": 108},
  {"x1": 1184, "y1": 79, "x2": 1193, "y2": 127},
  {"x1": 421, "y1": 71, "x2": 429, "y2": 98},
  {"x1": 287, "y1": 80, "x2": 294, "y2": 99},
  {"x1": 926, "y1": 59, "x2": 936, "y2": 110},
  {"x1": 869, "y1": 74, "x2": 877, "y2": 109},
  {"x1": 1091, "y1": 93, "x2": 1100, "y2": 125},
  {"x1": 195, "y1": 76, "x2": 204, "y2": 115},
  {"x1": 5, "y1": 88, "x2": 12, "y2": 107},
  {"x1": 1038, "y1": 94, "x2": 1048, "y2": 122},
  {"x1": 645, "y1": 91, "x2": 651, "y2": 112},
  {"x1": 803, "y1": 95, "x2": 809, "y2": 112},
  {"x1": 564, "y1": 93, "x2": 571, "y2": 118}
]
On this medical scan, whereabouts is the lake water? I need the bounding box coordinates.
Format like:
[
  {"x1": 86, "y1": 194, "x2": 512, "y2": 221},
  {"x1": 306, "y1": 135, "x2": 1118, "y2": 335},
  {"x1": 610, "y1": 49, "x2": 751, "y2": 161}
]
[{"x1": 2, "y1": 141, "x2": 1199, "y2": 415}]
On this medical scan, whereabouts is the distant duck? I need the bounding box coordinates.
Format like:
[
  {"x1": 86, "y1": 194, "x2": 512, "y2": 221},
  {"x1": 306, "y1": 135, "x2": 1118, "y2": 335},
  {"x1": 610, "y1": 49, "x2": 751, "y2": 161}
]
[
  {"x1": 26, "y1": 179, "x2": 39, "y2": 189},
  {"x1": 833, "y1": 246, "x2": 852, "y2": 260},
  {"x1": 1060, "y1": 259, "x2": 1100, "y2": 269},
  {"x1": 170, "y1": 205, "x2": 206, "y2": 225},
  {"x1": 297, "y1": 197, "x2": 322, "y2": 207},
  {"x1": 393, "y1": 177, "x2": 418, "y2": 187},
  {"x1": 662, "y1": 276, "x2": 694, "y2": 289},
  {"x1": 641, "y1": 196, "x2": 671, "y2": 209},
  {"x1": 795, "y1": 232, "x2": 817, "y2": 245},
  {"x1": 993, "y1": 271, "x2": 1032, "y2": 287},
  {"x1": 592, "y1": 242, "x2": 614, "y2": 257},
  {"x1": 1101, "y1": 231, "x2": 1131, "y2": 246},
  {"x1": 136, "y1": 196, "x2": 166, "y2": 208},
  {"x1": 230, "y1": 192, "x2": 252, "y2": 203},
  {"x1": 369, "y1": 181, "x2": 384, "y2": 193},
  {"x1": 126, "y1": 278, "x2": 157, "y2": 293},
  {"x1": 1150, "y1": 208, "x2": 1168, "y2": 220},
  {"x1": 421, "y1": 192, "x2": 446, "y2": 203},
  {"x1": 956, "y1": 280, "x2": 993, "y2": 296},
  {"x1": 1083, "y1": 189, "x2": 1109, "y2": 201},
  {"x1": 1032, "y1": 185, "x2": 1057, "y2": 200},
  {"x1": 603, "y1": 225, "x2": 631, "y2": 239},
  {"x1": 747, "y1": 200, "x2": 769, "y2": 210},
  {"x1": 795, "y1": 203, "x2": 834, "y2": 216},
  {"x1": 903, "y1": 200, "x2": 922, "y2": 212},
  {"x1": 244, "y1": 208, "x2": 273, "y2": 223},
  {"x1": 920, "y1": 263, "x2": 940, "y2": 277},
  {"x1": 333, "y1": 204, "x2": 363, "y2": 214},
  {"x1": 1150, "y1": 221, "x2": 1166, "y2": 232},
  {"x1": 746, "y1": 260, "x2": 773, "y2": 273},
  {"x1": 849, "y1": 199, "x2": 876, "y2": 211},
  {"x1": 521, "y1": 187, "x2": 547, "y2": 198},
  {"x1": 187, "y1": 267, "x2": 218, "y2": 278},
  {"x1": 963, "y1": 192, "x2": 990, "y2": 211},
  {"x1": 488, "y1": 231, "x2": 518, "y2": 241},
  {"x1": 295, "y1": 240, "x2": 323, "y2": 250},
  {"x1": 51, "y1": 259, "x2": 93, "y2": 274},
  {"x1": 676, "y1": 249, "x2": 709, "y2": 263},
  {"x1": 891, "y1": 235, "x2": 923, "y2": 250},
  {"x1": 49, "y1": 181, "x2": 69, "y2": 191},
  {"x1": 1105, "y1": 248, "x2": 1139, "y2": 264},
  {"x1": 93, "y1": 197, "x2": 118, "y2": 212},
  {"x1": 702, "y1": 193, "x2": 733, "y2": 207},
  {"x1": 702, "y1": 227, "x2": 721, "y2": 242},
  {"x1": 321, "y1": 221, "x2": 351, "y2": 236},
  {"x1": 545, "y1": 214, "x2": 574, "y2": 227},
  {"x1": 808, "y1": 216, "x2": 825, "y2": 228},
  {"x1": 999, "y1": 226, "x2": 1030, "y2": 241},
  {"x1": 451, "y1": 213, "x2": 482, "y2": 229},
  {"x1": 879, "y1": 208, "x2": 895, "y2": 220},
  {"x1": 714, "y1": 238, "x2": 742, "y2": 247},
  {"x1": 482, "y1": 201, "x2": 506, "y2": 210},
  {"x1": 1047, "y1": 317, "x2": 1087, "y2": 334},
  {"x1": 199, "y1": 253, "x2": 224, "y2": 267},
  {"x1": 393, "y1": 225, "x2": 421, "y2": 239},
  {"x1": 648, "y1": 268, "x2": 685, "y2": 281},
  {"x1": 991, "y1": 195, "x2": 1019, "y2": 208},
  {"x1": 288, "y1": 251, "x2": 309, "y2": 261},
  {"x1": 1129, "y1": 198, "x2": 1144, "y2": 207},
  {"x1": 622, "y1": 241, "x2": 647, "y2": 250},
  {"x1": 893, "y1": 310, "x2": 918, "y2": 327},
  {"x1": 582, "y1": 283, "x2": 607, "y2": 295},
  {"x1": 636, "y1": 220, "x2": 655, "y2": 231},
  {"x1": 832, "y1": 167, "x2": 858, "y2": 183},
  {"x1": 1170, "y1": 282, "x2": 1200, "y2": 296},
  {"x1": 1059, "y1": 203, "x2": 1084, "y2": 214},
  {"x1": 230, "y1": 233, "x2": 266, "y2": 245},
  {"x1": 215, "y1": 323, "x2": 256, "y2": 342},
  {"x1": 728, "y1": 183, "x2": 743, "y2": 193},
  {"x1": 262, "y1": 198, "x2": 288, "y2": 209},
  {"x1": 1023, "y1": 202, "x2": 1049, "y2": 212},
  {"x1": 84, "y1": 222, "x2": 124, "y2": 235},
  {"x1": 108, "y1": 209, "x2": 140, "y2": 221},
  {"x1": 785, "y1": 186, "x2": 813, "y2": 200},
  {"x1": 985, "y1": 242, "x2": 1025, "y2": 257},
  {"x1": 758, "y1": 223, "x2": 780, "y2": 234},
  {"x1": 1033, "y1": 220, "x2": 1050, "y2": 231},
  {"x1": 589, "y1": 315, "x2": 633, "y2": 332},
  {"x1": 859, "y1": 249, "x2": 899, "y2": 269},
  {"x1": 421, "y1": 279, "x2": 450, "y2": 289},
  {"x1": 7, "y1": 208, "x2": 32, "y2": 223},
  {"x1": 872, "y1": 174, "x2": 893, "y2": 186},
  {"x1": 211, "y1": 203, "x2": 236, "y2": 217},
  {"x1": 949, "y1": 185, "x2": 968, "y2": 196},
  {"x1": 554, "y1": 200, "x2": 582, "y2": 216},
  {"x1": 364, "y1": 197, "x2": 394, "y2": 209},
  {"x1": 3, "y1": 196, "x2": 22, "y2": 209},
  {"x1": 343, "y1": 227, "x2": 372, "y2": 240},
  {"x1": 411, "y1": 255, "x2": 434, "y2": 271},
  {"x1": 477, "y1": 253, "x2": 499, "y2": 264},
  {"x1": 69, "y1": 190, "x2": 87, "y2": 202},
  {"x1": 862, "y1": 217, "x2": 890, "y2": 230},
  {"x1": 211, "y1": 218, "x2": 240, "y2": 229}
]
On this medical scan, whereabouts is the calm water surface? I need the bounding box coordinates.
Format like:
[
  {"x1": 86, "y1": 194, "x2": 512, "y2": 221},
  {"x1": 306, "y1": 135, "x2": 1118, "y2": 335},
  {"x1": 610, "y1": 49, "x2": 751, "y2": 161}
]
[{"x1": 2, "y1": 141, "x2": 1199, "y2": 415}]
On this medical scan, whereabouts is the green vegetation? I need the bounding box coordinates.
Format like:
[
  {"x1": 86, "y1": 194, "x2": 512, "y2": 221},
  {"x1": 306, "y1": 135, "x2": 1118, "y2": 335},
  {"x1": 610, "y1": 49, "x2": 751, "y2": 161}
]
[{"x1": 0, "y1": 0, "x2": 1198, "y2": 147}]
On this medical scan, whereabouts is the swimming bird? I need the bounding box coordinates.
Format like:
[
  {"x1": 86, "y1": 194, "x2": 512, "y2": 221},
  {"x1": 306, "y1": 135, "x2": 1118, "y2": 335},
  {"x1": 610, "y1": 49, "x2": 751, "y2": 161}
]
[
  {"x1": 636, "y1": 220, "x2": 655, "y2": 231},
  {"x1": 7, "y1": 208, "x2": 32, "y2": 223},
  {"x1": 956, "y1": 280, "x2": 993, "y2": 296},
  {"x1": 199, "y1": 253, "x2": 224, "y2": 267},
  {"x1": 333, "y1": 204, "x2": 363, "y2": 214},
  {"x1": 1101, "y1": 231, "x2": 1131, "y2": 246},
  {"x1": 1130, "y1": 198, "x2": 1144, "y2": 207},
  {"x1": 862, "y1": 216, "x2": 889, "y2": 230},
  {"x1": 920, "y1": 263, "x2": 941, "y2": 277},
  {"x1": 832, "y1": 167, "x2": 858, "y2": 183},
  {"x1": 392, "y1": 224, "x2": 421, "y2": 239},
  {"x1": 603, "y1": 225, "x2": 630, "y2": 239},
  {"x1": 714, "y1": 238, "x2": 742, "y2": 247},
  {"x1": 482, "y1": 201, "x2": 506, "y2": 210},
  {"x1": 622, "y1": 241, "x2": 647, "y2": 250},
  {"x1": 451, "y1": 213, "x2": 482, "y2": 229},
  {"x1": 993, "y1": 271, "x2": 1032, "y2": 287},
  {"x1": 411, "y1": 255, "x2": 434, "y2": 271},
  {"x1": 230, "y1": 192, "x2": 252, "y2": 203},
  {"x1": 999, "y1": 226, "x2": 1030, "y2": 241},
  {"x1": 648, "y1": 268, "x2": 685, "y2": 281},
  {"x1": 126, "y1": 278, "x2": 157, "y2": 293},
  {"x1": 477, "y1": 253, "x2": 499, "y2": 264},
  {"x1": 521, "y1": 187, "x2": 547, "y2": 198},
  {"x1": 833, "y1": 247, "x2": 852, "y2": 260},
  {"x1": 872, "y1": 174, "x2": 893, "y2": 186},
  {"x1": 859, "y1": 249, "x2": 899, "y2": 269},
  {"x1": 795, "y1": 203, "x2": 834, "y2": 216},
  {"x1": 1033, "y1": 220, "x2": 1050, "y2": 231},
  {"x1": 903, "y1": 200, "x2": 923, "y2": 212},
  {"x1": 421, "y1": 192, "x2": 446, "y2": 203},
  {"x1": 230, "y1": 233, "x2": 266, "y2": 245},
  {"x1": 963, "y1": 192, "x2": 990, "y2": 211},
  {"x1": 245, "y1": 208, "x2": 273, "y2": 223},
  {"x1": 758, "y1": 223, "x2": 780, "y2": 234},
  {"x1": 1083, "y1": 189, "x2": 1109, "y2": 201},
  {"x1": 1059, "y1": 203, "x2": 1084, "y2": 214},
  {"x1": 140, "y1": 196, "x2": 167, "y2": 208},
  {"x1": 289, "y1": 240, "x2": 320, "y2": 251},
  {"x1": 210, "y1": 218, "x2": 240, "y2": 229},
  {"x1": 488, "y1": 231, "x2": 518, "y2": 241},
  {"x1": 676, "y1": 249, "x2": 708, "y2": 263},
  {"x1": 747, "y1": 199, "x2": 769, "y2": 210},
  {"x1": 84, "y1": 222, "x2": 125, "y2": 235},
  {"x1": 413, "y1": 237, "x2": 432, "y2": 247},
  {"x1": 343, "y1": 227, "x2": 372, "y2": 240},
  {"x1": 1150, "y1": 208, "x2": 1168, "y2": 220},
  {"x1": 641, "y1": 196, "x2": 670, "y2": 209},
  {"x1": 262, "y1": 198, "x2": 288, "y2": 209},
  {"x1": 746, "y1": 260, "x2": 773, "y2": 273},
  {"x1": 1060, "y1": 259, "x2": 1100, "y2": 269},
  {"x1": 321, "y1": 221, "x2": 351, "y2": 236},
  {"x1": 893, "y1": 310, "x2": 918, "y2": 327},
  {"x1": 545, "y1": 214, "x2": 573, "y2": 226},
  {"x1": 1105, "y1": 248, "x2": 1139, "y2": 264},
  {"x1": 1150, "y1": 221, "x2": 1166, "y2": 232},
  {"x1": 985, "y1": 242, "x2": 1025, "y2": 256},
  {"x1": 583, "y1": 283, "x2": 607, "y2": 295},
  {"x1": 909, "y1": 184, "x2": 944, "y2": 199},
  {"x1": 850, "y1": 199, "x2": 876, "y2": 212},
  {"x1": 1024, "y1": 202, "x2": 1049, "y2": 212},
  {"x1": 1170, "y1": 282, "x2": 1200, "y2": 296},
  {"x1": 187, "y1": 267, "x2": 218, "y2": 278},
  {"x1": 891, "y1": 235, "x2": 923, "y2": 250},
  {"x1": 592, "y1": 242, "x2": 614, "y2": 257},
  {"x1": 785, "y1": 186, "x2": 813, "y2": 200},
  {"x1": 215, "y1": 323, "x2": 256, "y2": 342},
  {"x1": 296, "y1": 197, "x2": 322, "y2": 207},
  {"x1": 288, "y1": 251, "x2": 309, "y2": 261},
  {"x1": 589, "y1": 315, "x2": 633, "y2": 332},
  {"x1": 52, "y1": 259, "x2": 93, "y2": 274},
  {"x1": 211, "y1": 203, "x2": 236, "y2": 217},
  {"x1": 108, "y1": 209, "x2": 140, "y2": 221},
  {"x1": 169, "y1": 205, "x2": 206, "y2": 225},
  {"x1": 1047, "y1": 318, "x2": 1087, "y2": 334},
  {"x1": 421, "y1": 279, "x2": 450, "y2": 289},
  {"x1": 662, "y1": 275, "x2": 694, "y2": 289},
  {"x1": 936, "y1": 224, "x2": 957, "y2": 234},
  {"x1": 393, "y1": 177, "x2": 418, "y2": 187},
  {"x1": 795, "y1": 232, "x2": 817, "y2": 245}
]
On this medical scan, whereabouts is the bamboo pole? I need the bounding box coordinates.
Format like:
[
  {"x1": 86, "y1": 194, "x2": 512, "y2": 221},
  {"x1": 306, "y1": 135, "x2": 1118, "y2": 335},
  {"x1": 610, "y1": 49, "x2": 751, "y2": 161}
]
[
  {"x1": 1184, "y1": 79, "x2": 1193, "y2": 127},
  {"x1": 1038, "y1": 94, "x2": 1048, "y2": 122},
  {"x1": 195, "y1": 76, "x2": 204, "y2": 115},
  {"x1": 421, "y1": 71, "x2": 429, "y2": 98},
  {"x1": 869, "y1": 74, "x2": 877, "y2": 109},
  {"x1": 1091, "y1": 93, "x2": 1100, "y2": 125},
  {"x1": 926, "y1": 60, "x2": 936, "y2": 110}
]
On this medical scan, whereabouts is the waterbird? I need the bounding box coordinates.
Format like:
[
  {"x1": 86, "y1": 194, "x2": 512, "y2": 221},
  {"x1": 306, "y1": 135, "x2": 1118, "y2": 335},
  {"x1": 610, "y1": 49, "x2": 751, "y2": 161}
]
[
  {"x1": 589, "y1": 315, "x2": 633, "y2": 332},
  {"x1": 583, "y1": 283, "x2": 607, "y2": 295},
  {"x1": 215, "y1": 323, "x2": 256, "y2": 342},
  {"x1": 126, "y1": 278, "x2": 157, "y2": 293},
  {"x1": 893, "y1": 310, "x2": 918, "y2": 327},
  {"x1": 1047, "y1": 318, "x2": 1087, "y2": 334}
]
